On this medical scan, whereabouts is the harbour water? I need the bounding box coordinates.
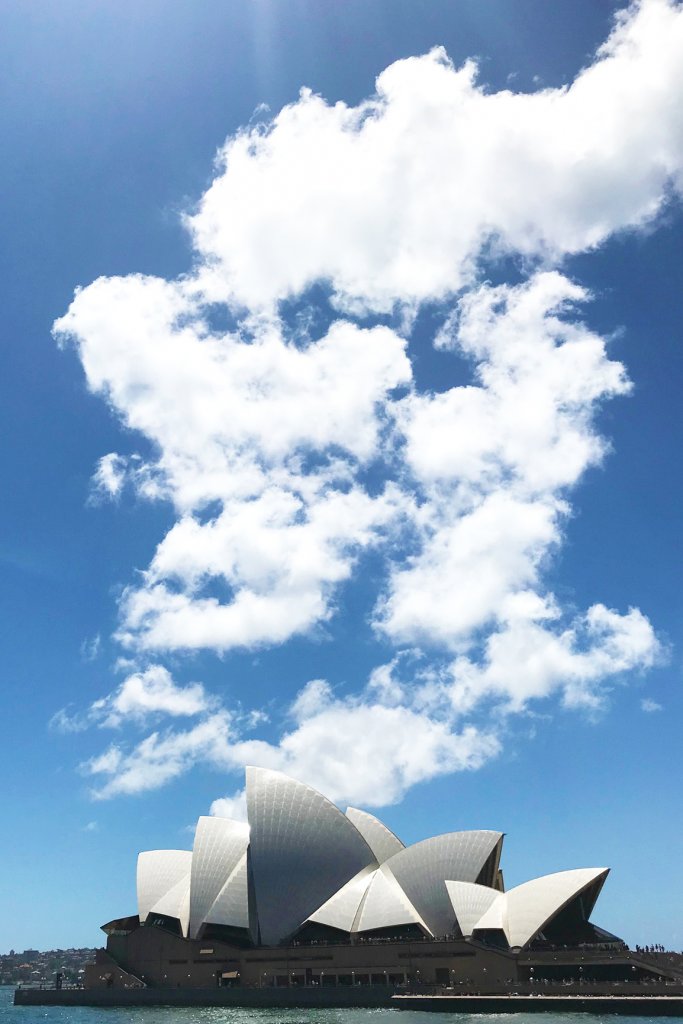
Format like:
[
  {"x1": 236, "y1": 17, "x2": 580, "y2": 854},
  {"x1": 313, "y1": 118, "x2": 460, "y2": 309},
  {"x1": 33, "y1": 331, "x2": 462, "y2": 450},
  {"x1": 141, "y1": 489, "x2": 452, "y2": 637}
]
[{"x1": 3, "y1": 988, "x2": 681, "y2": 1024}]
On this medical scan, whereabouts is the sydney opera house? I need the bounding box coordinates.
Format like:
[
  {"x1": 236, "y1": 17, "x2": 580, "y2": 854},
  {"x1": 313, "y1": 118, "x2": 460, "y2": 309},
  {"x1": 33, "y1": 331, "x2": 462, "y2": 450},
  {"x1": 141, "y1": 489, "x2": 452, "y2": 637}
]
[{"x1": 87, "y1": 766, "x2": 671, "y2": 993}]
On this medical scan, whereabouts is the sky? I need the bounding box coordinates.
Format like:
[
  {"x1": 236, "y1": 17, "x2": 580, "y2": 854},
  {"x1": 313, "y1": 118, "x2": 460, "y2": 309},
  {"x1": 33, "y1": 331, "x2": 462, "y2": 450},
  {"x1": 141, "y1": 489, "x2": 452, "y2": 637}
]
[{"x1": 1, "y1": 0, "x2": 682, "y2": 955}]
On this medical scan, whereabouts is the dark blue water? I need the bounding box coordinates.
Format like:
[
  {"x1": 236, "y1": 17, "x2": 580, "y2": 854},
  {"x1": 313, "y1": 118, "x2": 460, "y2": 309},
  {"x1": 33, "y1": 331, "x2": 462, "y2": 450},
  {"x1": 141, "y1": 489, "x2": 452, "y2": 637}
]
[{"x1": 2, "y1": 989, "x2": 677, "y2": 1024}]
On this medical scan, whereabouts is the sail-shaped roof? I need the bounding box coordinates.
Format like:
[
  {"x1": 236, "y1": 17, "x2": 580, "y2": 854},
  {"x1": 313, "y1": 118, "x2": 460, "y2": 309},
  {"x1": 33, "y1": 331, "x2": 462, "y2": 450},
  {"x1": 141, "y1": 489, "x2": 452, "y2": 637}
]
[
  {"x1": 137, "y1": 850, "x2": 192, "y2": 925},
  {"x1": 385, "y1": 831, "x2": 503, "y2": 937},
  {"x1": 131, "y1": 769, "x2": 612, "y2": 953},
  {"x1": 355, "y1": 864, "x2": 429, "y2": 934},
  {"x1": 149, "y1": 874, "x2": 191, "y2": 935},
  {"x1": 189, "y1": 816, "x2": 249, "y2": 939},
  {"x1": 308, "y1": 865, "x2": 377, "y2": 932},
  {"x1": 246, "y1": 765, "x2": 374, "y2": 945},
  {"x1": 346, "y1": 807, "x2": 404, "y2": 863},
  {"x1": 202, "y1": 851, "x2": 250, "y2": 932},
  {"x1": 486, "y1": 867, "x2": 609, "y2": 949},
  {"x1": 445, "y1": 880, "x2": 502, "y2": 937}
]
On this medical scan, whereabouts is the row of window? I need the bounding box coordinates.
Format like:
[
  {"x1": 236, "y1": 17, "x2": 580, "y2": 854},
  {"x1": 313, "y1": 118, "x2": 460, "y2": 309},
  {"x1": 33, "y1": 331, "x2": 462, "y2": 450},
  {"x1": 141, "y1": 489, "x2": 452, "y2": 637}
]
[{"x1": 263, "y1": 972, "x2": 408, "y2": 987}]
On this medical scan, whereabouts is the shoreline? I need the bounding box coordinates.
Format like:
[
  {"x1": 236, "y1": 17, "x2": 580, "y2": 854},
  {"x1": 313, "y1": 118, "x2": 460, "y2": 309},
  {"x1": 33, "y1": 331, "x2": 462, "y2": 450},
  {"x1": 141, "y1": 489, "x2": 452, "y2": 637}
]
[{"x1": 14, "y1": 986, "x2": 683, "y2": 1014}]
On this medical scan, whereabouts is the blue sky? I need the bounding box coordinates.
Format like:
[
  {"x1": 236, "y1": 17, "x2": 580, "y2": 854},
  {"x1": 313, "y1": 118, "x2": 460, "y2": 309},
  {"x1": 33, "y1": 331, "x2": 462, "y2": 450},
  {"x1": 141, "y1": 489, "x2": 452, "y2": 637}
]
[{"x1": 1, "y1": 0, "x2": 682, "y2": 954}]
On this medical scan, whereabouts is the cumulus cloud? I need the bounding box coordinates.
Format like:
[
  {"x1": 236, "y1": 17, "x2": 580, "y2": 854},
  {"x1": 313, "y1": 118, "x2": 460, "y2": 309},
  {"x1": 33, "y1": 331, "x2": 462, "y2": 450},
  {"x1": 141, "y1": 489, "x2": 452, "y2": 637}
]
[
  {"x1": 377, "y1": 273, "x2": 632, "y2": 651},
  {"x1": 445, "y1": 604, "x2": 660, "y2": 716},
  {"x1": 83, "y1": 675, "x2": 499, "y2": 805},
  {"x1": 641, "y1": 697, "x2": 663, "y2": 712},
  {"x1": 118, "y1": 484, "x2": 403, "y2": 652},
  {"x1": 231, "y1": 699, "x2": 500, "y2": 807},
  {"x1": 52, "y1": 665, "x2": 213, "y2": 732},
  {"x1": 80, "y1": 626, "x2": 657, "y2": 803},
  {"x1": 189, "y1": 0, "x2": 683, "y2": 313},
  {"x1": 54, "y1": 0, "x2": 677, "y2": 805},
  {"x1": 85, "y1": 711, "x2": 235, "y2": 799},
  {"x1": 210, "y1": 790, "x2": 248, "y2": 821},
  {"x1": 98, "y1": 665, "x2": 214, "y2": 726},
  {"x1": 56, "y1": 283, "x2": 410, "y2": 651}
]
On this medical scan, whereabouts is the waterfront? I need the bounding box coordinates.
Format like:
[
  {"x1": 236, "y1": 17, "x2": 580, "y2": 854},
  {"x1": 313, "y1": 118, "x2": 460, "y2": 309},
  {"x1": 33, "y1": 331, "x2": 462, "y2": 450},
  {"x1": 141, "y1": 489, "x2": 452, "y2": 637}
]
[{"x1": 4, "y1": 987, "x2": 683, "y2": 1024}]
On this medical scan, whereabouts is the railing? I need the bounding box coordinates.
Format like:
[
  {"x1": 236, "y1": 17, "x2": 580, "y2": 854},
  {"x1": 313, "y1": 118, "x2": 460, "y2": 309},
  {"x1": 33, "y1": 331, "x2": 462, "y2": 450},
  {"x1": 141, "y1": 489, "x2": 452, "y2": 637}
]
[{"x1": 14, "y1": 983, "x2": 86, "y2": 991}]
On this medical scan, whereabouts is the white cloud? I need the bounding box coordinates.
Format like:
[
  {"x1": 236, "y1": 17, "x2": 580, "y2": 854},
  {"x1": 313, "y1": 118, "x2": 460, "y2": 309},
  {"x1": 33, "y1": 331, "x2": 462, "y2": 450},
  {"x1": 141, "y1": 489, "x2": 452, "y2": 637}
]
[
  {"x1": 55, "y1": 0, "x2": 675, "y2": 806},
  {"x1": 52, "y1": 7, "x2": 675, "y2": 660},
  {"x1": 210, "y1": 790, "x2": 248, "y2": 821},
  {"x1": 80, "y1": 634, "x2": 101, "y2": 662},
  {"x1": 118, "y1": 484, "x2": 402, "y2": 652},
  {"x1": 231, "y1": 701, "x2": 500, "y2": 807},
  {"x1": 289, "y1": 678, "x2": 334, "y2": 721},
  {"x1": 85, "y1": 711, "x2": 235, "y2": 799},
  {"x1": 97, "y1": 665, "x2": 213, "y2": 726},
  {"x1": 55, "y1": 282, "x2": 410, "y2": 652},
  {"x1": 377, "y1": 273, "x2": 633, "y2": 655},
  {"x1": 83, "y1": 679, "x2": 500, "y2": 806},
  {"x1": 50, "y1": 707, "x2": 87, "y2": 734},
  {"x1": 189, "y1": 0, "x2": 683, "y2": 314},
  {"x1": 377, "y1": 490, "x2": 562, "y2": 649},
  {"x1": 445, "y1": 604, "x2": 660, "y2": 716},
  {"x1": 56, "y1": 285, "x2": 410, "y2": 511},
  {"x1": 366, "y1": 657, "x2": 410, "y2": 707},
  {"x1": 52, "y1": 665, "x2": 213, "y2": 732},
  {"x1": 641, "y1": 697, "x2": 663, "y2": 712},
  {"x1": 79, "y1": 625, "x2": 657, "y2": 803},
  {"x1": 88, "y1": 745, "x2": 123, "y2": 775},
  {"x1": 90, "y1": 453, "x2": 128, "y2": 501}
]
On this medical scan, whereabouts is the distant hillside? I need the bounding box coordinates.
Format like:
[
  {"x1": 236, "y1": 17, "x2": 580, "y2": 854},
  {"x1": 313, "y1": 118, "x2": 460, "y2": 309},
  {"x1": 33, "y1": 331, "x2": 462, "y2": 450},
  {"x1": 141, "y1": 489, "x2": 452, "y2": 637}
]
[{"x1": 0, "y1": 947, "x2": 97, "y2": 987}]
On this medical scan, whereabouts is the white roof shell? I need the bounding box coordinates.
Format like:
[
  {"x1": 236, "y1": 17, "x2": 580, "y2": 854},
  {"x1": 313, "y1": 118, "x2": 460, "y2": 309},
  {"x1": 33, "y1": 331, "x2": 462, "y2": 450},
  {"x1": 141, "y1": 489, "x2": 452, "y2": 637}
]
[
  {"x1": 464, "y1": 867, "x2": 609, "y2": 949},
  {"x1": 189, "y1": 816, "x2": 250, "y2": 939},
  {"x1": 355, "y1": 865, "x2": 429, "y2": 934},
  {"x1": 149, "y1": 875, "x2": 191, "y2": 936},
  {"x1": 137, "y1": 850, "x2": 192, "y2": 925},
  {"x1": 385, "y1": 831, "x2": 503, "y2": 937},
  {"x1": 246, "y1": 766, "x2": 374, "y2": 945},
  {"x1": 346, "y1": 807, "x2": 404, "y2": 863},
  {"x1": 308, "y1": 865, "x2": 377, "y2": 933},
  {"x1": 445, "y1": 880, "x2": 502, "y2": 937},
  {"x1": 203, "y1": 851, "x2": 250, "y2": 932},
  {"x1": 503, "y1": 867, "x2": 608, "y2": 949},
  {"x1": 133, "y1": 770, "x2": 610, "y2": 950}
]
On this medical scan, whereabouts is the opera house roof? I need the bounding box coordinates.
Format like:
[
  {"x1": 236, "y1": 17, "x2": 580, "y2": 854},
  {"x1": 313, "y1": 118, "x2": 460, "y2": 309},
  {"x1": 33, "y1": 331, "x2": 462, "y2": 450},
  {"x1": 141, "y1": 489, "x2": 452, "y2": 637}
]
[{"x1": 134, "y1": 766, "x2": 611, "y2": 950}]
